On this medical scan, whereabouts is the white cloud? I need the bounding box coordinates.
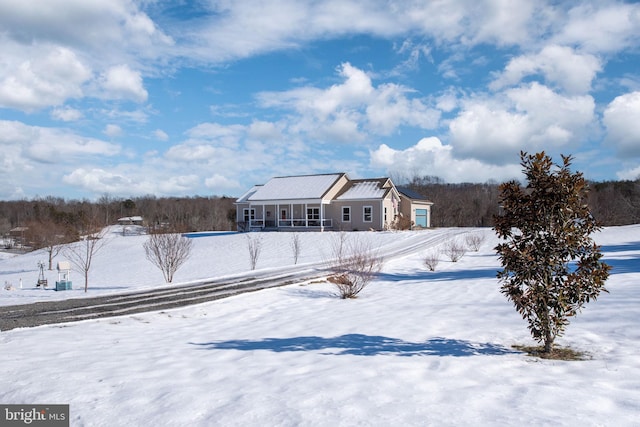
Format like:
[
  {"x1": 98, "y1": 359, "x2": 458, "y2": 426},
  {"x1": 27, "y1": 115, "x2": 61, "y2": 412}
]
[
  {"x1": 463, "y1": 0, "x2": 538, "y2": 46},
  {"x1": 603, "y1": 91, "x2": 640, "y2": 157},
  {"x1": 165, "y1": 144, "x2": 218, "y2": 163},
  {"x1": 51, "y1": 106, "x2": 83, "y2": 121},
  {"x1": 0, "y1": 46, "x2": 90, "y2": 111},
  {"x1": 490, "y1": 45, "x2": 602, "y2": 94},
  {"x1": 370, "y1": 137, "x2": 521, "y2": 183},
  {"x1": 153, "y1": 129, "x2": 169, "y2": 141},
  {"x1": 205, "y1": 174, "x2": 241, "y2": 191},
  {"x1": 103, "y1": 124, "x2": 123, "y2": 138},
  {"x1": 555, "y1": 2, "x2": 640, "y2": 54},
  {"x1": 366, "y1": 83, "x2": 441, "y2": 134},
  {"x1": 392, "y1": 39, "x2": 432, "y2": 74},
  {"x1": 617, "y1": 164, "x2": 640, "y2": 181},
  {"x1": 0, "y1": 0, "x2": 173, "y2": 63},
  {"x1": 0, "y1": 120, "x2": 121, "y2": 164},
  {"x1": 257, "y1": 62, "x2": 439, "y2": 141},
  {"x1": 0, "y1": 120, "x2": 121, "y2": 198},
  {"x1": 0, "y1": 0, "x2": 174, "y2": 113},
  {"x1": 184, "y1": 0, "x2": 547, "y2": 66},
  {"x1": 449, "y1": 83, "x2": 596, "y2": 163},
  {"x1": 247, "y1": 120, "x2": 283, "y2": 141},
  {"x1": 62, "y1": 168, "x2": 199, "y2": 196},
  {"x1": 99, "y1": 64, "x2": 148, "y2": 103}
]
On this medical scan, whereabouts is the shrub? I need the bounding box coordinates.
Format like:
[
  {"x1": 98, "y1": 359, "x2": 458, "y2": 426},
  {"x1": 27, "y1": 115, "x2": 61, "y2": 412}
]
[
  {"x1": 327, "y1": 235, "x2": 382, "y2": 299},
  {"x1": 465, "y1": 232, "x2": 485, "y2": 252},
  {"x1": 443, "y1": 238, "x2": 466, "y2": 262},
  {"x1": 424, "y1": 251, "x2": 440, "y2": 271}
]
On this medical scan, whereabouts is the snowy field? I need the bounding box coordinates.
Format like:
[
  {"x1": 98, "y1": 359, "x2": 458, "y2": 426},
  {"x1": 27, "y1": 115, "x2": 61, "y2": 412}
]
[{"x1": 1, "y1": 225, "x2": 639, "y2": 426}]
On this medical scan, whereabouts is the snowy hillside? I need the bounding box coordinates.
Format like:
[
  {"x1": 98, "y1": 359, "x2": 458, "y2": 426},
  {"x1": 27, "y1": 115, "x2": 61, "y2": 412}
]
[{"x1": 1, "y1": 226, "x2": 639, "y2": 426}]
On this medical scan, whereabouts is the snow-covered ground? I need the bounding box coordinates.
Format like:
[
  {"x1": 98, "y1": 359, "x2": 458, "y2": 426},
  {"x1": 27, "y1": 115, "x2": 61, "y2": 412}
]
[{"x1": 1, "y1": 226, "x2": 639, "y2": 426}]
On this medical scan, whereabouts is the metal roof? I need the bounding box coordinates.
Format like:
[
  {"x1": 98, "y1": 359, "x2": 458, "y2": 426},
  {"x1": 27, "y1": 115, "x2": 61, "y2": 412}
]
[
  {"x1": 336, "y1": 179, "x2": 389, "y2": 200},
  {"x1": 247, "y1": 173, "x2": 344, "y2": 201}
]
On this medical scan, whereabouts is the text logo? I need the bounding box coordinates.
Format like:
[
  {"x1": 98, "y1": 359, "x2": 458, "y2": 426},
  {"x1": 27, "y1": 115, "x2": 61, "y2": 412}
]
[{"x1": 1, "y1": 405, "x2": 69, "y2": 427}]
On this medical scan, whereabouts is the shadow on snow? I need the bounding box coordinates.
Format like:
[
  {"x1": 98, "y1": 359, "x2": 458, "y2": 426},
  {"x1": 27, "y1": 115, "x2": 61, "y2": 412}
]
[
  {"x1": 191, "y1": 334, "x2": 517, "y2": 357},
  {"x1": 377, "y1": 268, "x2": 499, "y2": 283},
  {"x1": 602, "y1": 256, "x2": 640, "y2": 275},
  {"x1": 601, "y1": 242, "x2": 640, "y2": 254}
]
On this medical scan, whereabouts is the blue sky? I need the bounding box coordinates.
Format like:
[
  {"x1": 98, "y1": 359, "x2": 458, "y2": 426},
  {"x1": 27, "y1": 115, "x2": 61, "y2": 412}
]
[{"x1": 0, "y1": 0, "x2": 639, "y2": 200}]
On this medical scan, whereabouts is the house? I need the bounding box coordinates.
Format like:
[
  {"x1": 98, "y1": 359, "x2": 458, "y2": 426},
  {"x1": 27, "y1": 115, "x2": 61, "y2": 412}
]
[
  {"x1": 235, "y1": 173, "x2": 432, "y2": 231},
  {"x1": 117, "y1": 216, "x2": 144, "y2": 226}
]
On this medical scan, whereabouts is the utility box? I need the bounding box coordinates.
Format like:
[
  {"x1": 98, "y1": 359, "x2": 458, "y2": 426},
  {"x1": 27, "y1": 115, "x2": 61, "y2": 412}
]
[
  {"x1": 56, "y1": 261, "x2": 72, "y2": 291},
  {"x1": 55, "y1": 280, "x2": 72, "y2": 291}
]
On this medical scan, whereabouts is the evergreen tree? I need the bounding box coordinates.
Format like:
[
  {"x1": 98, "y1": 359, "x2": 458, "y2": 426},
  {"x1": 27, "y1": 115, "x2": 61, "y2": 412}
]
[{"x1": 494, "y1": 152, "x2": 611, "y2": 353}]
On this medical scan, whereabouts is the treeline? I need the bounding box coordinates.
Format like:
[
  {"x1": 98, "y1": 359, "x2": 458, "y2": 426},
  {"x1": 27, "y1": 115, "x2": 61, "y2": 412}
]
[
  {"x1": 402, "y1": 176, "x2": 640, "y2": 227},
  {"x1": 0, "y1": 195, "x2": 237, "y2": 237},
  {"x1": 0, "y1": 177, "x2": 638, "y2": 241}
]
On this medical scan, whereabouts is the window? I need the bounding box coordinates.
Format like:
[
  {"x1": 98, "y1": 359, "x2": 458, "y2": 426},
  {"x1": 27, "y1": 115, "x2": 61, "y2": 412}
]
[
  {"x1": 307, "y1": 208, "x2": 320, "y2": 220},
  {"x1": 243, "y1": 208, "x2": 255, "y2": 222},
  {"x1": 342, "y1": 206, "x2": 351, "y2": 222},
  {"x1": 363, "y1": 206, "x2": 372, "y2": 222},
  {"x1": 384, "y1": 207, "x2": 387, "y2": 223}
]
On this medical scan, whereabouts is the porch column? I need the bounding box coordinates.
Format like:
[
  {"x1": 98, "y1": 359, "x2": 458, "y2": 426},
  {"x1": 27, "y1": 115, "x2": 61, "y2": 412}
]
[
  {"x1": 262, "y1": 205, "x2": 265, "y2": 229},
  {"x1": 320, "y1": 203, "x2": 325, "y2": 232},
  {"x1": 290, "y1": 204, "x2": 293, "y2": 227},
  {"x1": 304, "y1": 203, "x2": 308, "y2": 227}
]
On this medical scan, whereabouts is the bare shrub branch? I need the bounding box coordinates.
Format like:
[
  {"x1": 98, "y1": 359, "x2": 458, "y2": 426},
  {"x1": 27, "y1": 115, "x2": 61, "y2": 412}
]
[
  {"x1": 143, "y1": 231, "x2": 193, "y2": 283},
  {"x1": 327, "y1": 235, "x2": 382, "y2": 299},
  {"x1": 443, "y1": 238, "x2": 466, "y2": 262},
  {"x1": 465, "y1": 232, "x2": 486, "y2": 252},
  {"x1": 424, "y1": 250, "x2": 440, "y2": 271},
  {"x1": 291, "y1": 233, "x2": 301, "y2": 264},
  {"x1": 247, "y1": 234, "x2": 262, "y2": 270}
]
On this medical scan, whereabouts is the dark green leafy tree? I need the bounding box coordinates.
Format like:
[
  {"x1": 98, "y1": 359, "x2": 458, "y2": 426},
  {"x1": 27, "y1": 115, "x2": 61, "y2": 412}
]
[{"x1": 494, "y1": 152, "x2": 611, "y2": 353}]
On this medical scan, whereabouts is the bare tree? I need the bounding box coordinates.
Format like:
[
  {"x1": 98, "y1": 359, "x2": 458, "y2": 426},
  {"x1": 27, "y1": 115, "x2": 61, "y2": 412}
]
[
  {"x1": 327, "y1": 235, "x2": 382, "y2": 299},
  {"x1": 247, "y1": 234, "x2": 262, "y2": 270},
  {"x1": 143, "y1": 231, "x2": 194, "y2": 283},
  {"x1": 26, "y1": 220, "x2": 78, "y2": 270},
  {"x1": 290, "y1": 233, "x2": 301, "y2": 264},
  {"x1": 64, "y1": 225, "x2": 108, "y2": 292},
  {"x1": 464, "y1": 232, "x2": 486, "y2": 252},
  {"x1": 424, "y1": 250, "x2": 440, "y2": 271},
  {"x1": 443, "y1": 238, "x2": 466, "y2": 262}
]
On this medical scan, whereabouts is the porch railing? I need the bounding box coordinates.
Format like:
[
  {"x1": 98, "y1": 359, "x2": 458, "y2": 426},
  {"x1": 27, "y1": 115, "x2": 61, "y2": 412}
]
[{"x1": 277, "y1": 218, "x2": 333, "y2": 228}]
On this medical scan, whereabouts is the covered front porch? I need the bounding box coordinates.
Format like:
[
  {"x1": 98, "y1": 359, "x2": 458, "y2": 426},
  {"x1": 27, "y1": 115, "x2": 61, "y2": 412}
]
[{"x1": 242, "y1": 201, "x2": 333, "y2": 231}]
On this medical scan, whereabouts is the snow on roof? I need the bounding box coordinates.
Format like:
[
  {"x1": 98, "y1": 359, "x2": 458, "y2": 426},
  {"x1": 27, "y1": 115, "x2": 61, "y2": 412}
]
[
  {"x1": 118, "y1": 216, "x2": 143, "y2": 222},
  {"x1": 336, "y1": 179, "x2": 388, "y2": 200},
  {"x1": 247, "y1": 174, "x2": 344, "y2": 201},
  {"x1": 235, "y1": 185, "x2": 261, "y2": 203}
]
